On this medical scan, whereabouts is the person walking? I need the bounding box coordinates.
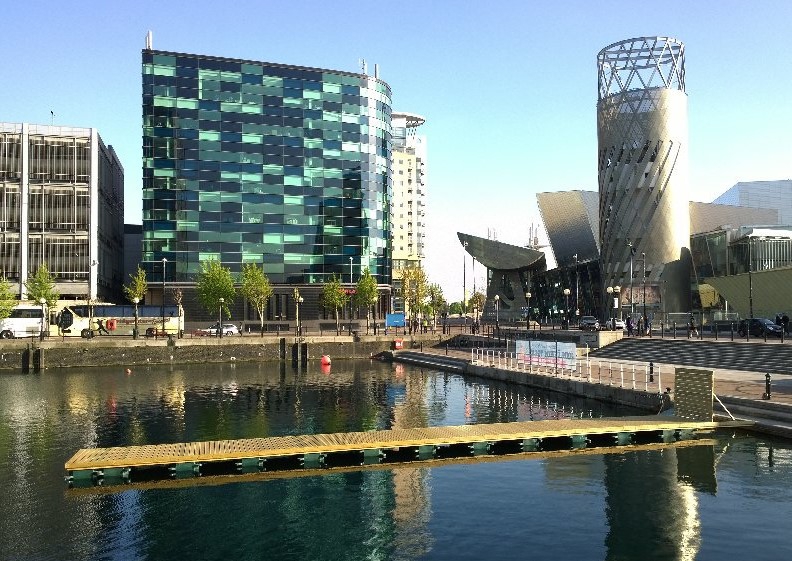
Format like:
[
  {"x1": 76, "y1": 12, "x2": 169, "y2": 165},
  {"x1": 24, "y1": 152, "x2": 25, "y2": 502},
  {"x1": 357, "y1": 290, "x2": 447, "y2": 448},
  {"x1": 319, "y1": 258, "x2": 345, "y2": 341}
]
[
  {"x1": 689, "y1": 314, "x2": 698, "y2": 337},
  {"x1": 626, "y1": 316, "x2": 633, "y2": 336},
  {"x1": 783, "y1": 313, "x2": 790, "y2": 334}
]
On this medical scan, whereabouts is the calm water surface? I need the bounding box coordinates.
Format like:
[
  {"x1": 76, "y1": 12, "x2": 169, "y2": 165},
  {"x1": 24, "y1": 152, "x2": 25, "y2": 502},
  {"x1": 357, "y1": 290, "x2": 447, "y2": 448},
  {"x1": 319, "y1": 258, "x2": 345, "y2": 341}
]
[{"x1": 1, "y1": 359, "x2": 791, "y2": 560}]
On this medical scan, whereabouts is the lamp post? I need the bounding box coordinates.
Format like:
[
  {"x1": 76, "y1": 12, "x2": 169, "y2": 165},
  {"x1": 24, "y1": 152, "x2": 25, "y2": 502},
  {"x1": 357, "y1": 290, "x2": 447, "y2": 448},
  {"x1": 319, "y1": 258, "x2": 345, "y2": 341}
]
[
  {"x1": 641, "y1": 252, "x2": 647, "y2": 331},
  {"x1": 293, "y1": 287, "x2": 302, "y2": 337},
  {"x1": 748, "y1": 238, "x2": 754, "y2": 319},
  {"x1": 133, "y1": 297, "x2": 140, "y2": 339},
  {"x1": 563, "y1": 288, "x2": 571, "y2": 328},
  {"x1": 218, "y1": 297, "x2": 224, "y2": 339},
  {"x1": 615, "y1": 286, "x2": 621, "y2": 320},
  {"x1": 606, "y1": 286, "x2": 614, "y2": 329},
  {"x1": 462, "y1": 241, "x2": 468, "y2": 329},
  {"x1": 525, "y1": 291, "x2": 531, "y2": 330},
  {"x1": 573, "y1": 253, "x2": 579, "y2": 317},
  {"x1": 349, "y1": 256, "x2": 353, "y2": 336},
  {"x1": 161, "y1": 257, "x2": 167, "y2": 336},
  {"x1": 494, "y1": 294, "x2": 500, "y2": 333},
  {"x1": 39, "y1": 297, "x2": 46, "y2": 341}
]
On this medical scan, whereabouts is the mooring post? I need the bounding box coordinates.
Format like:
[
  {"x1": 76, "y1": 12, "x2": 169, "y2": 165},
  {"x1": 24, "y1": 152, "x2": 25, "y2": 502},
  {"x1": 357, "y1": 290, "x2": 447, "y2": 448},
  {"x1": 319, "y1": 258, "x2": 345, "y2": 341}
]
[{"x1": 764, "y1": 373, "x2": 772, "y2": 400}]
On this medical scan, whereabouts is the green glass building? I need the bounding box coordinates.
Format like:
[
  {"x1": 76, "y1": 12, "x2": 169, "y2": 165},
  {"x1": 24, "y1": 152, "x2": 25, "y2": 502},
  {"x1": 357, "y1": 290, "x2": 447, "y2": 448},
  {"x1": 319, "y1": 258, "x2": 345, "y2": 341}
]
[{"x1": 142, "y1": 49, "x2": 392, "y2": 323}]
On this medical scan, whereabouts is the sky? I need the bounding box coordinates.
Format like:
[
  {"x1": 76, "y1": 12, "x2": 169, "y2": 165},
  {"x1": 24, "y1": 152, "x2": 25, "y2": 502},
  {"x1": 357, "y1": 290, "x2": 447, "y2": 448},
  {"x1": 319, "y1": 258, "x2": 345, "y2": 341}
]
[{"x1": 2, "y1": 1, "x2": 791, "y2": 301}]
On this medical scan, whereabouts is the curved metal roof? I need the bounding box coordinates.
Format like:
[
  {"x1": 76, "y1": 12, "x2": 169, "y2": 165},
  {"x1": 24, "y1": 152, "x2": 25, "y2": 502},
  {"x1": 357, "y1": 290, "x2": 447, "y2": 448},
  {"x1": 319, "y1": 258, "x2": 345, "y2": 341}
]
[{"x1": 457, "y1": 232, "x2": 545, "y2": 271}]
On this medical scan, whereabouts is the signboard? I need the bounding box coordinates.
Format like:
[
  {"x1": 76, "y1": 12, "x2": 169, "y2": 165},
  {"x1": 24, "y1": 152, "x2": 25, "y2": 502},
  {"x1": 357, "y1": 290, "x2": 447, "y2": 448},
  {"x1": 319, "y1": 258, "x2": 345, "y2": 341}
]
[
  {"x1": 385, "y1": 313, "x2": 406, "y2": 327},
  {"x1": 515, "y1": 339, "x2": 577, "y2": 370}
]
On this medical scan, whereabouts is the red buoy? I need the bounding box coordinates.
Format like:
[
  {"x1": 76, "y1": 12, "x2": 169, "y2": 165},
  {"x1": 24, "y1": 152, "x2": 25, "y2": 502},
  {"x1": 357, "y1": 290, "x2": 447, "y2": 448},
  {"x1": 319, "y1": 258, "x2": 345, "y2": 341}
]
[{"x1": 320, "y1": 355, "x2": 332, "y2": 366}]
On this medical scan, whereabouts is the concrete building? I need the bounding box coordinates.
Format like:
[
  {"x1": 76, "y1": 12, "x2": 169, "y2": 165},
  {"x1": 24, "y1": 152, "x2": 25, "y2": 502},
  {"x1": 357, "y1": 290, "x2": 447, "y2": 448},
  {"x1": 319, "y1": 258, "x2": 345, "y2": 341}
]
[
  {"x1": 390, "y1": 112, "x2": 427, "y2": 313},
  {"x1": 713, "y1": 180, "x2": 792, "y2": 223},
  {"x1": 597, "y1": 37, "x2": 691, "y2": 315},
  {"x1": 142, "y1": 46, "x2": 393, "y2": 324},
  {"x1": 0, "y1": 122, "x2": 124, "y2": 302}
]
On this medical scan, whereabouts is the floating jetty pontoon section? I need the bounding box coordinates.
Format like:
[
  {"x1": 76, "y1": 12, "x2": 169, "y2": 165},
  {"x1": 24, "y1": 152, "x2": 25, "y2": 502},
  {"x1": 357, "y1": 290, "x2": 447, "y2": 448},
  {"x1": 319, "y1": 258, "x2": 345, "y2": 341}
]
[{"x1": 65, "y1": 416, "x2": 747, "y2": 480}]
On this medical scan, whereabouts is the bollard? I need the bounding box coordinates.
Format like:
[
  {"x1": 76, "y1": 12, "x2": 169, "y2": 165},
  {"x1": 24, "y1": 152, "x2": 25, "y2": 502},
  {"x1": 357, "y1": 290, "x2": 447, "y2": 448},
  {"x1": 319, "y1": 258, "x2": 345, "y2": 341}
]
[
  {"x1": 649, "y1": 361, "x2": 654, "y2": 382},
  {"x1": 764, "y1": 373, "x2": 772, "y2": 400},
  {"x1": 445, "y1": 344, "x2": 448, "y2": 355},
  {"x1": 673, "y1": 322, "x2": 676, "y2": 339}
]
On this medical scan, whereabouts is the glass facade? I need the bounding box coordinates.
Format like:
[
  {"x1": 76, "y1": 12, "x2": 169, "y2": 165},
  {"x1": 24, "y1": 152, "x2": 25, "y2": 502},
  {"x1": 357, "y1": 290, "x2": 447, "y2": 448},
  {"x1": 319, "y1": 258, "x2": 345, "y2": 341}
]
[{"x1": 141, "y1": 50, "x2": 392, "y2": 287}]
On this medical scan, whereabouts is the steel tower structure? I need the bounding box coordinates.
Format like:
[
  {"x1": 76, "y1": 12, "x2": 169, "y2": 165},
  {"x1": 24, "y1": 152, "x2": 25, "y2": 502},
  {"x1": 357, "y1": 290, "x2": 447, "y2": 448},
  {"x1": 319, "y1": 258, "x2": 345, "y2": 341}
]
[{"x1": 597, "y1": 37, "x2": 691, "y2": 318}]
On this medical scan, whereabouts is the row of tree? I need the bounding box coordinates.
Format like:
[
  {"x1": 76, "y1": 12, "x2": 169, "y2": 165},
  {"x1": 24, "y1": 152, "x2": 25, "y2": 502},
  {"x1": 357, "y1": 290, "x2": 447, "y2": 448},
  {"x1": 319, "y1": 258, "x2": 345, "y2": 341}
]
[{"x1": 123, "y1": 260, "x2": 382, "y2": 336}]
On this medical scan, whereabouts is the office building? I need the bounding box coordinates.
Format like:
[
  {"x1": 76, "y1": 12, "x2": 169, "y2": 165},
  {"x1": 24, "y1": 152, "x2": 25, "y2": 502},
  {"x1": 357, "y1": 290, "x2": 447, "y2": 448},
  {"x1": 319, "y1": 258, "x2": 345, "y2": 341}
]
[
  {"x1": 142, "y1": 47, "x2": 393, "y2": 322},
  {"x1": 713, "y1": 180, "x2": 792, "y2": 223},
  {"x1": 0, "y1": 122, "x2": 124, "y2": 302}
]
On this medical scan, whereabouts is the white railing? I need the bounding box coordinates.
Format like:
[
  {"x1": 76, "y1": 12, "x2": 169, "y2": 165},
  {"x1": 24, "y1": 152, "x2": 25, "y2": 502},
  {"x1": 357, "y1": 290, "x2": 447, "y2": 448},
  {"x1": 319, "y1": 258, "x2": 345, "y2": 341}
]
[{"x1": 471, "y1": 348, "x2": 663, "y2": 393}]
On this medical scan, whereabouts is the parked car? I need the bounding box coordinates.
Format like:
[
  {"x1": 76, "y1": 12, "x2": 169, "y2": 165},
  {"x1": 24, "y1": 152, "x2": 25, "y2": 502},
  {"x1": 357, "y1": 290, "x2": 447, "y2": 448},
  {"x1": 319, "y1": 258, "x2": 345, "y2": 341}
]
[
  {"x1": 195, "y1": 323, "x2": 241, "y2": 336},
  {"x1": 578, "y1": 316, "x2": 600, "y2": 331},
  {"x1": 737, "y1": 318, "x2": 783, "y2": 338}
]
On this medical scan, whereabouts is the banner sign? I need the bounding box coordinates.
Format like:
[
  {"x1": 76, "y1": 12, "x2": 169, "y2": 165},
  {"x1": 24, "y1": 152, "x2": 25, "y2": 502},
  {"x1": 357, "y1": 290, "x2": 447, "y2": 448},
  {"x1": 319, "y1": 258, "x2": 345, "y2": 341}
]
[
  {"x1": 385, "y1": 313, "x2": 406, "y2": 327},
  {"x1": 515, "y1": 339, "x2": 577, "y2": 370}
]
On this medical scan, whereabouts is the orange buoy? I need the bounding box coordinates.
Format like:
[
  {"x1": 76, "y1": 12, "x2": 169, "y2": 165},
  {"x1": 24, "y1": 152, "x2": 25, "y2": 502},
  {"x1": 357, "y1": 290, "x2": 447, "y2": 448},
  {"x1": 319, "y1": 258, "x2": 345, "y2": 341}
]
[
  {"x1": 107, "y1": 319, "x2": 118, "y2": 331},
  {"x1": 321, "y1": 363, "x2": 332, "y2": 375},
  {"x1": 320, "y1": 355, "x2": 332, "y2": 365},
  {"x1": 125, "y1": 368, "x2": 132, "y2": 375}
]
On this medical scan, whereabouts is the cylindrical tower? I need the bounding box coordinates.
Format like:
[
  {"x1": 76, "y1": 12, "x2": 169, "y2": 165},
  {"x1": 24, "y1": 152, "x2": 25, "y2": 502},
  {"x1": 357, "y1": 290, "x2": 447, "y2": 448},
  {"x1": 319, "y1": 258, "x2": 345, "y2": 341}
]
[{"x1": 597, "y1": 37, "x2": 691, "y2": 318}]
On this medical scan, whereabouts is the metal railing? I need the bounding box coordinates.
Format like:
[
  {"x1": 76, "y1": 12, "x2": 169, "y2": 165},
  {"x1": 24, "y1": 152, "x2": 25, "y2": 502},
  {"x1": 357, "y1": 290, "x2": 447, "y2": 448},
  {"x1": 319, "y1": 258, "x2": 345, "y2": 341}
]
[{"x1": 470, "y1": 348, "x2": 664, "y2": 393}]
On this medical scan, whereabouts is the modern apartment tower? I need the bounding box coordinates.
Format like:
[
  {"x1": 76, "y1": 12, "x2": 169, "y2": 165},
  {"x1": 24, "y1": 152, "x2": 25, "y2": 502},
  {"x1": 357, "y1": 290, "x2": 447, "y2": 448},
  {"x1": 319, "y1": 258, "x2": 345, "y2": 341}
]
[
  {"x1": 0, "y1": 122, "x2": 124, "y2": 302},
  {"x1": 597, "y1": 37, "x2": 691, "y2": 316},
  {"x1": 142, "y1": 48, "x2": 393, "y2": 321},
  {"x1": 390, "y1": 112, "x2": 426, "y2": 313}
]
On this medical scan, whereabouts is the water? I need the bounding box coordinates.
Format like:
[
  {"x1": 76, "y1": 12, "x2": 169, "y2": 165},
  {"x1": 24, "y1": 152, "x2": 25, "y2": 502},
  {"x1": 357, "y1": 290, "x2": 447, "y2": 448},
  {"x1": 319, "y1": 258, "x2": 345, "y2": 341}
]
[{"x1": 1, "y1": 359, "x2": 791, "y2": 560}]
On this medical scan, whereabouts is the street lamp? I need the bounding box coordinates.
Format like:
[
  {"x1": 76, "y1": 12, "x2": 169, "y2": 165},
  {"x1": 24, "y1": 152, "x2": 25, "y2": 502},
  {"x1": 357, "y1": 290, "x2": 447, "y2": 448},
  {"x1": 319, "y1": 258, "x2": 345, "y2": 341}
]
[
  {"x1": 748, "y1": 238, "x2": 754, "y2": 319},
  {"x1": 641, "y1": 252, "x2": 647, "y2": 331},
  {"x1": 606, "y1": 286, "x2": 614, "y2": 329},
  {"x1": 573, "y1": 253, "x2": 579, "y2": 317},
  {"x1": 218, "y1": 297, "x2": 224, "y2": 339},
  {"x1": 293, "y1": 287, "x2": 303, "y2": 336},
  {"x1": 39, "y1": 297, "x2": 46, "y2": 341},
  {"x1": 161, "y1": 257, "x2": 167, "y2": 336},
  {"x1": 627, "y1": 241, "x2": 636, "y2": 318},
  {"x1": 133, "y1": 297, "x2": 140, "y2": 339},
  {"x1": 525, "y1": 291, "x2": 531, "y2": 330},
  {"x1": 615, "y1": 286, "x2": 621, "y2": 320},
  {"x1": 494, "y1": 294, "x2": 500, "y2": 332},
  {"x1": 462, "y1": 241, "x2": 469, "y2": 327},
  {"x1": 563, "y1": 288, "x2": 571, "y2": 328},
  {"x1": 349, "y1": 256, "x2": 353, "y2": 336}
]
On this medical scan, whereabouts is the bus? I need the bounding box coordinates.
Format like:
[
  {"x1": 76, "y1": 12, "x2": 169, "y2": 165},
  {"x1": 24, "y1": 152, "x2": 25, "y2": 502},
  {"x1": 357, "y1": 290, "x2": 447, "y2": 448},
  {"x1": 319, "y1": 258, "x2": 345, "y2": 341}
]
[
  {"x1": 0, "y1": 305, "x2": 46, "y2": 339},
  {"x1": 53, "y1": 304, "x2": 183, "y2": 338}
]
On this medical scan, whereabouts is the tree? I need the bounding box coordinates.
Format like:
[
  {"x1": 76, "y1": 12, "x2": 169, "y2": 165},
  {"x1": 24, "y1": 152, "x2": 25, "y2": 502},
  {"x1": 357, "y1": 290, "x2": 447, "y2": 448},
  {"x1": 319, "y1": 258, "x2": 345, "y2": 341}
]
[
  {"x1": 401, "y1": 266, "x2": 428, "y2": 331},
  {"x1": 24, "y1": 264, "x2": 60, "y2": 308},
  {"x1": 320, "y1": 275, "x2": 347, "y2": 335},
  {"x1": 123, "y1": 266, "x2": 148, "y2": 304},
  {"x1": 196, "y1": 259, "x2": 236, "y2": 320},
  {"x1": 426, "y1": 283, "x2": 446, "y2": 328},
  {"x1": 0, "y1": 276, "x2": 16, "y2": 320},
  {"x1": 239, "y1": 263, "x2": 273, "y2": 337},
  {"x1": 354, "y1": 268, "x2": 378, "y2": 334},
  {"x1": 448, "y1": 301, "x2": 463, "y2": 315},
  {"x1": 470, "y1": 290, "x2": 486, "y2": 319}
]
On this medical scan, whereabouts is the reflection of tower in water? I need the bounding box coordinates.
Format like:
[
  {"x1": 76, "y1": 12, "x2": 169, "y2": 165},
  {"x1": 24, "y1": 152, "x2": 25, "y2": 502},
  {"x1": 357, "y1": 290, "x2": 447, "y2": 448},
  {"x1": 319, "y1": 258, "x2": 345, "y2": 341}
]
[{"x1": 389, "y1": 370, "x2": 433, "y2": 557}]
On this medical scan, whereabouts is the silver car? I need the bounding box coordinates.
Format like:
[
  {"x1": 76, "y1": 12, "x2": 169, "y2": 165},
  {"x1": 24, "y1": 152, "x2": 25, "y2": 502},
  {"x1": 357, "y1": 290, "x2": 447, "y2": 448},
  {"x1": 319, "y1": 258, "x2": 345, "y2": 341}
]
[
  {"x1": 202, "y1": 323, "x2": 240, "y2": 336},
  {"x1": 579, "y1": 316, "x2": 600, "y2": 331}
]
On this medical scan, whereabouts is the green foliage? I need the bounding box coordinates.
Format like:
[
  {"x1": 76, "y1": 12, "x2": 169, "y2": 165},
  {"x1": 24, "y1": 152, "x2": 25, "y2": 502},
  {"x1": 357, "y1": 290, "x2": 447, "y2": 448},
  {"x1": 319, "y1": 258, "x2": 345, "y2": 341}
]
[
  {"x1": 240, "y1": 263, "x2": 273, "y2": 333},
  {"x1": 401, "y1": 266, "x2": 428, "y2": 323},
  {"x1": 0, "y1": 276, "x2": 16, "y2": 320},
  {"x1": 427, "y1": 283, "x2": 446, "y2": 323},
  {"x1": 470, "y1": 290, "x2": 486, "y2": 314},
  {"x1": 354, "y1": 268, "x2": 379, "y2": 332},
  {"x1": 196, "y1": 259, "x2": 236, "y2": 318},
  {"x1": 123, "y1": 266, "x2": 148, "y2": 304},
  {"x1": 448, "y1": 301, "x2": 463, "y2": 315},
  {"x1": 320, "y1": 275, "x2": 347, "y2": 334},
  {"x1": 24, "y1": 264, "x2": 59, "y2": 307}
]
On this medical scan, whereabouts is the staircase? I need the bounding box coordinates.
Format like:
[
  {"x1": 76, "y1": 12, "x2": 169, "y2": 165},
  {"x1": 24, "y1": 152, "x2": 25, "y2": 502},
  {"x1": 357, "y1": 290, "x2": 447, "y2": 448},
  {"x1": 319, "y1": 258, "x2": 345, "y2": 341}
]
[{"x1": 589, "y1": 338, "x2": 792, "y2": 375}]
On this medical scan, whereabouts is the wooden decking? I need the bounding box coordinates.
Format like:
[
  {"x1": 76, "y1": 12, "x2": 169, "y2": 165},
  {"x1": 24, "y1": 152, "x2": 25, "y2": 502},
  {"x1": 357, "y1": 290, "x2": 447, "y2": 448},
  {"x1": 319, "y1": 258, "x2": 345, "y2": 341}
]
[{"x1": 65, "y1": 416, "x2": 748, "y2": 475}]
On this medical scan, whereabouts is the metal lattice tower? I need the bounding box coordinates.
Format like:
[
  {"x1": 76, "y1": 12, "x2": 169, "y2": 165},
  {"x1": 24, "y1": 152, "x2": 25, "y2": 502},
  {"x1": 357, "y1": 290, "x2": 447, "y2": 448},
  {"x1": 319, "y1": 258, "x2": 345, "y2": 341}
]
[{"x1": 597, "y1": 37, "x2": 691, "y2": 316}]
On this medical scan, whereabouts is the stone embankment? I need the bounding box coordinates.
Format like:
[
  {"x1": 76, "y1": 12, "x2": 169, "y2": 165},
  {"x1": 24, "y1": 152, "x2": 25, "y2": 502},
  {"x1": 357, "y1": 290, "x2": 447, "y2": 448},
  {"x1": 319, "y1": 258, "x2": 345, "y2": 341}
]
[{"x1": 0, "y1": 333, "x2": 453, "y2": 373}]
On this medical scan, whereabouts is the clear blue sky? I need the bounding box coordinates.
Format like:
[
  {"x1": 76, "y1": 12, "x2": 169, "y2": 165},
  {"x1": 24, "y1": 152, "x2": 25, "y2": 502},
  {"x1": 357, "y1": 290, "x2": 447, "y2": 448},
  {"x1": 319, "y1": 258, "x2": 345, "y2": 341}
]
[{"x1": 3, "y1": 1, "x2": 791, "y2": 300}]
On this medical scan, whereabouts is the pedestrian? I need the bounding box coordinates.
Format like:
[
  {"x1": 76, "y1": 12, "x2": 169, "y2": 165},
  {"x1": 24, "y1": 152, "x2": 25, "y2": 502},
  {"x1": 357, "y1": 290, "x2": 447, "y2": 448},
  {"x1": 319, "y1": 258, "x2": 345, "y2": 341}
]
[
  {"x1": 689, "y1": 315, "x2": 698, "y2": 337},
  {"x1": 637, "y1": 315, "x2": 644, "y2": 337},
  {"x1": 626, "y1": 316, "x2": 633, "y2": 336},
  {"x1": 783, "y1": 313, "x2": 790, "y2": 334},
  {"x1": 96, "y1": 318, "x2": 110, "y2": 335}
]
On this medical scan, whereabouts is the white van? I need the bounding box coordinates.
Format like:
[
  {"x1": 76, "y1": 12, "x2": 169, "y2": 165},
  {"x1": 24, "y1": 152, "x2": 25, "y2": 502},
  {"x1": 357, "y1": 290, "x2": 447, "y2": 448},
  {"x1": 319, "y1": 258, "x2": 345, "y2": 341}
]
[{"x1": 0, "y1": 306, "x2": 45, "y2": 339}]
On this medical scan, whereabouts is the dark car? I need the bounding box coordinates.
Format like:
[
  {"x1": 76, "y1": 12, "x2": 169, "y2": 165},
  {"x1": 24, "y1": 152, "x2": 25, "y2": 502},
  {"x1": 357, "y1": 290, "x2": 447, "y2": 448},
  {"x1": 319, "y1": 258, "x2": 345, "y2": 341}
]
[
  {"x1": 579, "y1": 316, "x2": 600, "y2": 331},
  {"x1": 737, "y1": 318, "x2": 783, "y2": 338}
]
